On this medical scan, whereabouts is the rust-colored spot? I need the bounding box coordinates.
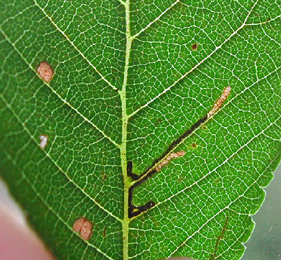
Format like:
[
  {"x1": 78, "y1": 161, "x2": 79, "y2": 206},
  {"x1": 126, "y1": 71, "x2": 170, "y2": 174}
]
[
  {"x1": 177, "y1": 175, "x2": 185, "y2": 183},
  {"x1": 73, "y1": 217, "x2": 93, "y2": 241},
  {"x1": 191, "y1": 43, "x2": 198, "y2": 50},
  {"x1": 192, "y1": 143, "x2": 197, "y2": 148},
  {"x1": 99, "y1": 172, "x2": 107, "y2": 182},
  {"x1": 100, "y1": 172, "x2": 107, "y2": 182},
  {"x1": 103, "y1": 226, "x2": 107, "y2": 238},
  {"x1": 73, "y1": 217, "x2": 85, "y2": 233},
  {"x1": 151, "y1": 216, "x2": 160, "y2": 227},
  {"x1": 37, "y1": 61, "x2": 54, "y2": 83}
]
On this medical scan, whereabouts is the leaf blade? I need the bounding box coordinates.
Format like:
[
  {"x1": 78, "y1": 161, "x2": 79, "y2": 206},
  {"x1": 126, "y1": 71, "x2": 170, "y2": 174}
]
[{"x1": 1, "y1": 0, "x2": 281, "y2": 260}]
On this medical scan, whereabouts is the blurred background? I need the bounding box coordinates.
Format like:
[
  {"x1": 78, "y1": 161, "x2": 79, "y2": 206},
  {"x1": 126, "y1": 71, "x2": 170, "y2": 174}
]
[{"x1": 0, "y1": 164, "x2": 280, "y2": 260}]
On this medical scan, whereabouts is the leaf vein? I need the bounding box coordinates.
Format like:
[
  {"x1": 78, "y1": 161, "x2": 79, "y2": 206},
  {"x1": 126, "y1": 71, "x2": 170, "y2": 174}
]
[
  {"x1": 168, "y1": 144, "x2": 280, "y2": 258},
  {"x1": 128, "y1": 0, "x2": 263, "y2": 118},
  {"x1": 0, "y1": 29, "x2": 120, "y2": 148},
  {"x1": 32, "y1": 0, "x2": 119, "y2": 92},
  {"x1": 0, "y1": 94, "x2": 122, "y2": 222},
  {"x1": 1, "y1": 147, "x2": 117, "y2": 260},
  {"x1": 132, "y1": 0, "x2": 180, "y2": 39},
  {"x1": 150, "y1": 115, "x2": 280, "y2": 216}
]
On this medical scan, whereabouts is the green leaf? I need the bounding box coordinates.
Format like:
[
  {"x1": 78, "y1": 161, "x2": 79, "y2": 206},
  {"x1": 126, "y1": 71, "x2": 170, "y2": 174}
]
[{"x1": 0, "y1": 0, "x2": 280, "y2": 260}]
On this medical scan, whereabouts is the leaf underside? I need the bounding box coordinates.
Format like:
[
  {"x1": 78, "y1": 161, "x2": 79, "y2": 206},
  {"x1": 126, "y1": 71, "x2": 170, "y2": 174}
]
[{"x1": 0, "y1": 0, "x2": 280, "y2": 260}]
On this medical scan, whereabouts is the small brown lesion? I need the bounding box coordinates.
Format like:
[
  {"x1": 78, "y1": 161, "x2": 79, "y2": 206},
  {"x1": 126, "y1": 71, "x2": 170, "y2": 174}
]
[
  {"x1": 177, "y1": 174, "x2": 186, "y2": 183},
  {"x1": 191, "y1": 142, "x2": 198, "y2": 149},
  {"x1": 191, "y1": 43, "x2": 198, "y2": 50},
  {"x1": 36, "y1": 61, "x2": 54, "y2": 83},
  {"x1": 213, "y1": 178, "x2": 220, "y2": 186},
  {"x1": 253, "y1": 11, "x2": 260, "y2": 17},
  {"x1": 103, "y1": 226, "x2": 107, "y2": 238}
]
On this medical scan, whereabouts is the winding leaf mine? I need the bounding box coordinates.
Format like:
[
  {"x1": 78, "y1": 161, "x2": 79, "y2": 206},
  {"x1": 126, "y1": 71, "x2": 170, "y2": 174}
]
[{"x1": 0, "y1": 0, "x2": 280, "y2": 260}]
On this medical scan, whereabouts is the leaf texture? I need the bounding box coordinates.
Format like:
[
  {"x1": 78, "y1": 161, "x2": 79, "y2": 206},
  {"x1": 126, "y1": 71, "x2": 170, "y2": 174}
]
[{"x1": 0, "y1": 0, "x2": 280, "y2": 260}]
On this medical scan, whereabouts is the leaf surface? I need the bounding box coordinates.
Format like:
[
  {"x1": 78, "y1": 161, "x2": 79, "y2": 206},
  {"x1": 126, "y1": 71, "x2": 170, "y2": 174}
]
[{"x1": 0, "y1": 0, "x2": 280, "y2": 260}]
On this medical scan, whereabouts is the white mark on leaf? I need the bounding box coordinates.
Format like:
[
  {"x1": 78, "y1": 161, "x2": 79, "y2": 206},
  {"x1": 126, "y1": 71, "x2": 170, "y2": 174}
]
[{"x1": 39, "y1": 135, "x2": 48, "y2": 149}]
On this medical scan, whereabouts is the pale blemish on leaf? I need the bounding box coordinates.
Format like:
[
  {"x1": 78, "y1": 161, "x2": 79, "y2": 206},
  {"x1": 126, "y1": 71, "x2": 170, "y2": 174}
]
[
  {"x1": 39, "y1": 135, "x2": 48, "y2": 149},
  {"x1": 36, "y1": 61, "x2": 54, "y2": 83},
  {"x1": 155, "y1": 151, "x2": 186, "y2": 171},
  {"x1": 73, "y1": 217, "x2": 93, "y2": 241},
  {"x1": 208, "y1": 86, "x2": 231, "y2": 118}
]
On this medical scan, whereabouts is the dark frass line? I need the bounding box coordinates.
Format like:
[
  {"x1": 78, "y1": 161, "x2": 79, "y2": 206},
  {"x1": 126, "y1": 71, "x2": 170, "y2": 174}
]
[{"x1": 127, "y1": 86, "x2": 231, "y2": 218}]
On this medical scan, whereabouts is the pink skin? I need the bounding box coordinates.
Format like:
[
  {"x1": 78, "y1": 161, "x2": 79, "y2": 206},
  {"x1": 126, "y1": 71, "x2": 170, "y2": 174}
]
[{"x1": 0, "y1": 206, "x2": 54, "y2": 260}]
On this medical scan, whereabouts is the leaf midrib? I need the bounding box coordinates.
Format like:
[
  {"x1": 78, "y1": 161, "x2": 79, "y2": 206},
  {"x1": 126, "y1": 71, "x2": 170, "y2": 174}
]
[
  {"x1": 120, "y1": 1, "x2": 131, "y2": 259},
  {"x1": 9, "y1": 0, "x2": 275, "y2": 147},
  {"x1": 1, "y1": 0, "x2": 280, "y2": 259},
  {"x1": 29, "y1": 0, "x2": 261, "y2": 125}
]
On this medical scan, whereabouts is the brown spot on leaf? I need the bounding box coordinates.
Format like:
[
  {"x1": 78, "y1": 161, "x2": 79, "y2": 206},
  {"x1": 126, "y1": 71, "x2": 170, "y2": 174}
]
[
  {"x1": 177, "y1": 175, "x2": 185, "y2": 183},
  {"x1": 103, "y1": 226, "x2": 107, "y2": 238},
  {"x1": 151, "y1": 216, "x2": 159, "y2": 227},
  {"x1": 191, "y1": 43, "x2": 198, "y2": 50},
  {"x1": 253, "y1": 12, "x2": 260, "y2": 17},
  {"x1": 73, "y1": 217, "x2": 93, "y2": 241},
  {"x1": 37, "y1": 61, "x2": 54, "y2": 83},
  {"x1": 73, "y1": 217, "x2": 85, "y2": 233}
]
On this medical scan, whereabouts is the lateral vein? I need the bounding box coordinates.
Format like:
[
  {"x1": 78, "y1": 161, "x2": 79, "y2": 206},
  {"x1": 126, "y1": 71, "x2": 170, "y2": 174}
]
[{"x1": 0, "y1": 29, "x2": 120, "y2": 148}]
